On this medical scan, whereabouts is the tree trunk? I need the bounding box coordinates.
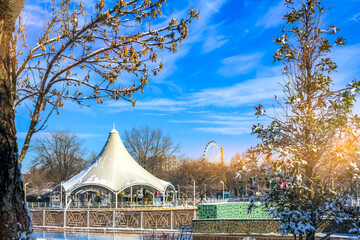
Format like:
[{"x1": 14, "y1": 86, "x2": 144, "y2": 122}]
[
  {"x1": 306, "y1": 231, "x2": 315, "y2": 240},
  {"x1": 0, "y1": 6, "x2": 33, "y2": 239}
]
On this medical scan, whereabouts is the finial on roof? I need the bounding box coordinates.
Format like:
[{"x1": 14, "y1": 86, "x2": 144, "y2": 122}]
[{"x1": 111, "y1": 122, "x2": 118, "y2": 133}]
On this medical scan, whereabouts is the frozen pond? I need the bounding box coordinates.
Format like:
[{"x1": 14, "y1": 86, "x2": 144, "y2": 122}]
[
  {"x1": 34, "y1": 231, "x2": 193, "y2": 240},
  {"x1": 34, "y1": 231, "x2": 141, "y2": 240}
]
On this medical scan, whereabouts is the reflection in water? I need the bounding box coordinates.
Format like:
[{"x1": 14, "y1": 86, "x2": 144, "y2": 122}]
[
  {"x1": 35, "y1": 231, "x2": 143, "y2": 240},
  {"x1": 34, "y1": 231, "x2": 193, "y2": 240}
]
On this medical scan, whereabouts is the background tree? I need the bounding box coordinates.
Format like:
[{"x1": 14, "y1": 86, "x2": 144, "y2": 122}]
[
  {"x1": 0, "y1": 0, "x2": 198, "y2": 237},
  {"x1": 169, "y1": 158, "x2": 237, "y2": 202},
  {"x1": 31, "y1": 131, "x2": 87, "y2": 183},
  {"x1": 251, "y1": 1, "x2": 360, "y2": 239},
  {"x1": 232, "y1": 150, "x2": 270, "y2": 196},
  {"x1": 123, "y1": 126, "x2": 181, "y2": 174},
  {"x1": 23, "y1": 167, "x2": 56, "y2": 202},
  {"x1": 171, "y1": 158, "x2": 221, "y2": 202}
]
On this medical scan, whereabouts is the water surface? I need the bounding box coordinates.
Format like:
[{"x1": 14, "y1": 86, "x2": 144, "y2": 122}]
[{"x1": 34, "y1": 231, "x2": 192, "y2": 240}]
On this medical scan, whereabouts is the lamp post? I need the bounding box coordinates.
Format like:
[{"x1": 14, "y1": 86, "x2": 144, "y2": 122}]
[
  {"x1": 177, "y1": 184, "x2": 180, "y2": 202},
  {"x1": 357, "y1": 180, "x2": 359, "y2": 207},
  {"x1": 60, "y1": 181, "x2": 63, "y2": 208},
  {"x1": 24, "y1": 182, "x2": 29, "y2": 203},
  {"x1": 130, "y1": 185, "x2": 133, "y2": 206},
  {"x1": 192, "y1": 180, "x2": 196, "y2": 207},
  {"x1": 170, "y1": 190, "x2": 174, "y2": 205},
  {"x1": 163, "y1": 190, "x2": 166, "y2": 207},
  {"x1": 204, "y1": 184, "x2": 207, "y2": 201},
  {"x1": 220, "y1": 181, "x2": 225, "y2": 202}
]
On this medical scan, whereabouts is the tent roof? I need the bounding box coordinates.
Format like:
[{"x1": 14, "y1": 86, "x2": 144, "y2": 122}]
[{"x1": 62, "y1": 128, "x2": 173, "y2": 193}]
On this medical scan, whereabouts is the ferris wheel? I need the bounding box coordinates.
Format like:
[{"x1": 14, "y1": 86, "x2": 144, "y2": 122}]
[{"x1": 203, "y1": 141, "x2": 223, "y2": 164}]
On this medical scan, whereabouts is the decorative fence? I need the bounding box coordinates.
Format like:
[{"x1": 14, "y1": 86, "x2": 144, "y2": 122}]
[
  {"x1": 27, "y1": 198, "x2": 229, "y2": 209},
  {"x1": 30, "y1": 208, "x2": 197, "y2": 230},
  {"x1": 198, "y1": 202, "x2": 272, "y2": 220}
]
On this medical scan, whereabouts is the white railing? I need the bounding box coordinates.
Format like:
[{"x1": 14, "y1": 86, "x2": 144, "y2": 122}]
[
  {"x1": 27, "y1": 197, "x2": 234, "y2": 209},
  {"x1": 30, "y1": 208, "x2": 197, "y2": 230}
]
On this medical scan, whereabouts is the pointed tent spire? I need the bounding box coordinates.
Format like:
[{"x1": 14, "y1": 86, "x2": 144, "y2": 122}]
[{"x1": 62, "y1": 128, "x2": 172, "y2": 194}]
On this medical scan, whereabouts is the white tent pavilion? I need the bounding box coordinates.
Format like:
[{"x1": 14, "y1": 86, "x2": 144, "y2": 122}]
[{"x1": 56, "y1": 128, "x2": 175, "y2": 208}]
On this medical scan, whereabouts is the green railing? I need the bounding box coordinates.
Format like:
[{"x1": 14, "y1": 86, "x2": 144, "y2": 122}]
[{"x1": 198, "y1": 202, "x2": 273, "y2": 219}]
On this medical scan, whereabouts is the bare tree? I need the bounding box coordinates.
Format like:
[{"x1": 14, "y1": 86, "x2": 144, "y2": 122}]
[
  {"x1": 123, "y1": 126, "x2": 181, "y2": 173},
  {"x1": 32, "y1": 131, "x2": 86, "y2": 183},
  {"x1": 16, "y1": 0, "x2": 198, "y2": 163},
  {"x1": 232, "y1": 149, "x2": 271, "y2": 195},
  {"x1": 0, "y1": 0, "x2": 198, "y2": 237},
  {"x1": 23, "y1": 167, "x2": 56, "y2": 201},
  {"x1": 169, "y1": 158, "x2": 239, "y2": 202}
]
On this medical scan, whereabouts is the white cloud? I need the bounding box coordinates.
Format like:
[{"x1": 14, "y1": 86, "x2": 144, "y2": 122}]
[
  {"x1": 185, "y1": 0, "x2": 229, "y2": 50},
  {"x1": 171, "y1": 119, "x2": 248, "y2": 125},
  {"x1": 218, "y1": 52, "x2": 265, "y2": 77},
  {"x1": 22, "y1": 4, "x2": 46, "y2": 27},
  {"x1": 201, "y1": 22, "x2": 229, "y2": 53},
  {"x1": 140, "y1": 0, "x2": 229, "y2": 90},
  {"x1": 256, "y1": 1, "x2": 286, "y2": 29},
  {"x1": 151, "y1": 45, "x2": 191, "y2": 84},
  {"x1": 191, "y1": 77, "x2": 279, "y2": 107},
  {"x1": 62, "y1": 100, "x2": 97, "y2": 116},
  {"x1": 107, "y1": 98, "x2": 187, "y2": 112},
  {"x1": 17, "y1": 131, "x2": 100, "y2": 139},
  {"x1": 171, "y1": 110, "x2": 271, "y2": 136},
  {"x1": 351, "y1": 13, "x2": 360, "y2": 22},
  {"x1": 194, "y1": 127, "x2": 250, "y2": 135},
  {"x1": 331, "y1": 44, "x2": 360, "y2": 86},
  {"x1": 202, "y1": 34, "x2": 228, "y2": 53},
  {"x1": 143, "y1": 113, "x2": 168, "y2": 116},
  {"x1": 107, "y1": 74, "x2": 282, "y2": 112}
]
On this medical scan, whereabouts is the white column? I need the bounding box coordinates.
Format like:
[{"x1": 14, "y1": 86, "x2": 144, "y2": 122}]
[
  {"x1": 60, "y1": 183, "x2": 63, "y2": 208},
  {"x1": 65, "y1": 194, "x2": 68, "y2": 208},
  {"x1": 140, "y1": 211, "x2": 144, "y2": 229},
  {"x1": 175, "y1": 191, "x2": 178, "y2": 206},
  {"x1": 42, "y1": 210, "x2": 45, "y2": 226},
  {"x1": 204, "y1": 184, "x2": 207, "y2": 201},
  {"x1": 170, "y1": 210, "x2": 173, "y2": 230},
  {"x1": 130, "y1": 186, "x2": 133, "y2": 206},
  {"x1": 112, "y1": 210, "x2": 115, "y2": 228},
  {"x1": 177, "y1": 185, "x2": 180, "y2": 201},
  {"x1": 50, "y1": 194, "x2": 52, "y2": 208},
  {"x1": 24, "y1": 183, "x2": 29, "y2": 203},
  {"x1": 357, "y1": 181, "x2": 359, "y2": 207},
  {"x1": 115, "y1": 192, "x2": 118, "y2": 209},
  {"x1": 192, "y1": 180, "x2": 196, "y2": 207},
  {"x1": 163, "y1": 191, "x2": 166, "y2": 207},
  {"x1": 221, "y1": 181, "x2": 225, "y2": 202},
  {"x1": 63, "y1": 209, "x2": 66, "y2": 228}
]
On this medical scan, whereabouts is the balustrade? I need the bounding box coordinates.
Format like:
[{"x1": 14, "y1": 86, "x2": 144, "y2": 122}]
[{"x1": 30, "y1": 208, "x2": 196, "y2": 230}]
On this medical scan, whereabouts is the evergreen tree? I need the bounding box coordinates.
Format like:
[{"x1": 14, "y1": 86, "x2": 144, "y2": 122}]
[{"x1": 252, "y1": 1, "x2": 360, "y2": 239}]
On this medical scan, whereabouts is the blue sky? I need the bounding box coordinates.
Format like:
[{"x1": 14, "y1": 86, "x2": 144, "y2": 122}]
[{"x1": 18, "y1": 0, "x2": 360, "y2": 171}]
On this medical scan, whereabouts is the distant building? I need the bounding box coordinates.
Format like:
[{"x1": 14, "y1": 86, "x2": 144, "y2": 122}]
[{"x1": 158, "y1": 155, "x2": 179, "y2": 172}]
